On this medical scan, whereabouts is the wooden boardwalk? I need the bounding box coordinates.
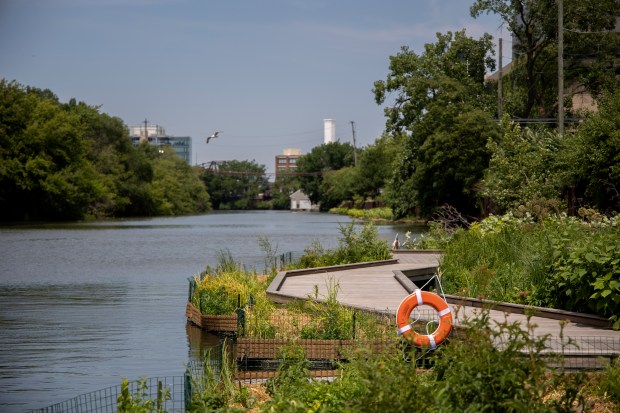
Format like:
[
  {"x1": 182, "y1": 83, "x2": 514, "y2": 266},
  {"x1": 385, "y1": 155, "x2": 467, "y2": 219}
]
[{"x1": 267, "y1": 250, "x2": 620, "y2": 360}]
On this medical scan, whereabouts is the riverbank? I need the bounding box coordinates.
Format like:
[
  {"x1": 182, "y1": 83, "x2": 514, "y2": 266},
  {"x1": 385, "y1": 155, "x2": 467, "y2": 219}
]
[{"x1": 328, "y1": 207, "x2": 428, "y2": 225}]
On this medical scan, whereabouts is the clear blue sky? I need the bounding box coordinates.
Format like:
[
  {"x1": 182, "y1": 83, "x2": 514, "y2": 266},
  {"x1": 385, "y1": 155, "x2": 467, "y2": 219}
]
[{"x1": 0, "y1": 0, "x2": 503, "y2": 173}]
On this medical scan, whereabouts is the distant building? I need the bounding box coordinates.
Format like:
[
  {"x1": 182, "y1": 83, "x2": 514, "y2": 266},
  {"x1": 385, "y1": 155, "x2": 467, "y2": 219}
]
[
  {"x1": 324, "y1": 119, "x2": 336, "y2": 144},
  {"x1": 128, "y1": 121, "x2": 192, "y2": 163},
  {"x1": 275, "y1": 148, "x2": 302, "y2": 179},
  {"x1": 290, "y1": 189, "x2": 318, "y2": 211}
]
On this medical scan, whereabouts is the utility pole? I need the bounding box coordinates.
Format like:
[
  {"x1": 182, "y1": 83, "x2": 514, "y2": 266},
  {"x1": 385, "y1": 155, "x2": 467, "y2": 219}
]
[
  {"x1": 558, "y1": 0, "x2": 564, "y2": 134},
  {"x1": 350, "y1": 121, "x2": 358, "y2": 166},
  {"x1": 498, "y1": 38, "x2": 503, "y2": 119}
]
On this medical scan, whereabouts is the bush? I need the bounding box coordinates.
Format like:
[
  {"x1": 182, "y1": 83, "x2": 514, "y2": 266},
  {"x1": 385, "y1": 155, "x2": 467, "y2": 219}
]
[
  {"x1": 543, "y1": 225, "x2": 620, "y2": 328},
  {"x1": 295, "y1": 221, "x2": 391, "y2": 268},
  {"x1": 192, "y1": 251, "x2": 270, "y2": 316}
]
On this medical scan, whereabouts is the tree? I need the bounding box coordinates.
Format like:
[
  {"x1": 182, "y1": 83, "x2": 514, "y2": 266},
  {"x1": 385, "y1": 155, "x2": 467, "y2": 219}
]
[
  {"x1": 321, "y1": 167, "x2": 358, "y2": 210},
  {"x1": 471, "y1": 0, "x2": 620, "y2": 118},
  {"x1": 151, "y1": 147, "x2": 211, "y2": 215},
  {"x1": 296, "y1": 142, "x2": 355, "y2": 210},
  {"x1": 0, "y1": 80, "x2": 104, "y2": 220},
  {"x1": 482, "y1": 118, "x2": 563, "y2": 212},
  {"x1": 353, "y1": 135, "x2": 400, "y2": 200},
  {"x1": 271, "y1": 174, "x2": 301, "y2": 210},
  {"x1": 0, "y1": 79, "x2": 212, "y2": 220},
  {"x1": 373, "y1": 30, "x2": 499, "y2": 217},
  {"x1": 202, "y1": 160, "x2": 268, "y2": 210},
  {"x1": 561, "y1": 89, "x2": 620, "y2": 212}
]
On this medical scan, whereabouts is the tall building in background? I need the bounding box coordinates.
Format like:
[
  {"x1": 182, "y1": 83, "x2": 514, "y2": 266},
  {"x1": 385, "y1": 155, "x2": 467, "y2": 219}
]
[
  {"x1": 323, "y1": 119, "x2": 336, "y2": 144},
  {"x1": 275, "y1": 148, "x2": 302, "y2": 179},
  {"x1": 128, "y1": 120, "x2": 192, "y2": 163}
]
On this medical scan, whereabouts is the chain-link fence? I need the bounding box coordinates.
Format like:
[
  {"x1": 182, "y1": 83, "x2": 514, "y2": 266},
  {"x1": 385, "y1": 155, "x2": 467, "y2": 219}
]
[{"x1": 27, "y1": 376, "x2": 188, "y2": 413}]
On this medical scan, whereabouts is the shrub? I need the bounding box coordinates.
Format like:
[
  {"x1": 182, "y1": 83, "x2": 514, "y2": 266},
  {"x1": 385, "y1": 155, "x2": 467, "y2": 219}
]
[
  {"x1": 543, "y1": 227, "x2": 620, "y2": 328},
  {"x1": 191, "y1": 251, "x2": 270, "y2": 316},
  {"x1": 600, "y1": 357, "x2": 620, "y2": 406},
  {"x1": 433, "y1": 312, "x2": 585, "y2": 412},
  {"x1": 294, "y1": 221, "x2": 391, "y2": 269}
]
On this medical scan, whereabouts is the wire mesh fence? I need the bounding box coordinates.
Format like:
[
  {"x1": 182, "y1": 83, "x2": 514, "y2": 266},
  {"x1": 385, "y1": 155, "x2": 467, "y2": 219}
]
[{"x1": 27, "y1": 376, "x2": 188, "y2": 413}]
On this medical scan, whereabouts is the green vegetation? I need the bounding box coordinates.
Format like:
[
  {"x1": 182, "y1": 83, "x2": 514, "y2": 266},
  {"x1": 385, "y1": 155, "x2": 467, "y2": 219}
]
[
  {"x1": 415, "y1": 210, "x2": 620, "y2": 329},
  {"x1": 0, "y1": 80, "x2": 210, "y2": 221},
  {"x1": 191, "y1": 252, "x2": 273, "y2": 316},
  {"x1": 201, "y1": 160, "x2": 269, "y2": 210},
  {"x1": 329, "y1": 207, "x2": 395, "y2": 221},
  {"x1": 180, "y1": 312, "x2": 619, "y2": 412},
  {"x1": 292, "y1": 222, "x2": 391, "y2": 269},
  {"x1": 117, "y1": 377, "x2": 170, "y2": 413}
]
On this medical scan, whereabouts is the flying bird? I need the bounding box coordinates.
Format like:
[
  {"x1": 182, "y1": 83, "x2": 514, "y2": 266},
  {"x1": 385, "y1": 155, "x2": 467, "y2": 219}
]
[{"x1": 206, "y1": 131, "x2": 222, "y2": 144}]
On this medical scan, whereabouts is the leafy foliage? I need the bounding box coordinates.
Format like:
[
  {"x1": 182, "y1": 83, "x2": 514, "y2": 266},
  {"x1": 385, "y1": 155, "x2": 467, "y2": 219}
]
[
  {"x1": 471, "y1": 0, "x2": 620, "y2": 118},
  {"x1": 117, "y1": 377, "x2": 170, "y2": 413},
  {"x1": 256, "y1": 311, "x2": 590, "y2": 412},
  {"x1": 374, "y1": 30, "x2": 499, "y2": 217},
  {"x1": 294, "y1": 222, "x2": 391, "y2": 269},
  {"x1": 561, "y1": 89, "x2": 620, "y2": 212},
  {"x1": 0, "y1": 79, "x2": 211, "y2": 221},
  {"x1": 437, "y1": 210, "x2": 620, "y2": 327},
  {"x1": 296, "y1": 142, "x2": 355, "y2": 210},
  {"x1": 483, "y1": 119, "x2": 564, "y2": 212},
  {"x1": 201, "y1": 160, "x2": 269, "y2": 210}
]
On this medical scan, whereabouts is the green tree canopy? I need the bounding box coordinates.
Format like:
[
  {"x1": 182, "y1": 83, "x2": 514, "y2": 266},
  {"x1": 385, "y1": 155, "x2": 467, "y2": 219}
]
[
  {"x1": 482, "y1": 119, "x2": 563, "y2": 212},
  {"x1": 562, "y1": 89, "x2": 620, "y2": 212},
  {"x1": 0, "y1": 79, "x2": 212, "y2": 220},
  {"x1": 374, "y1": 30, "x2": 499, "y2": 218},
  {"x1": 201, "y1": 160, "x2": 268, "y2": 210},
  {"x1": 471, "y1": 0, "x2": 620, "y2": 118},
  {"x1": 296, "y1": 142, "x2": 355, "y2": 210}
]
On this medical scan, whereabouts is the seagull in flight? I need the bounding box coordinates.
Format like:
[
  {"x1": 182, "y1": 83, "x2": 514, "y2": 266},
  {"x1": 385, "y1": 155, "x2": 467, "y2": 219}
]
[{"x1": 206, "y1": 131, "x2": 222, "y2": 144}]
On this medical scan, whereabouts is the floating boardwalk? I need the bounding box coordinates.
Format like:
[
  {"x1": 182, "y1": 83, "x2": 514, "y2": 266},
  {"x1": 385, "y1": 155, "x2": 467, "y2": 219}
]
[{"x1": 267, "y1": 250, "x2": 620, "y2": 368}]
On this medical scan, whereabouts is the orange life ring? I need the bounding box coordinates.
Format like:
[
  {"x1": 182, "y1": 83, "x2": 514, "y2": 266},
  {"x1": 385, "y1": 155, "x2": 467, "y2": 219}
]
[{"x1": 396, "y1": 289, "x2": 453, "y2": 349}]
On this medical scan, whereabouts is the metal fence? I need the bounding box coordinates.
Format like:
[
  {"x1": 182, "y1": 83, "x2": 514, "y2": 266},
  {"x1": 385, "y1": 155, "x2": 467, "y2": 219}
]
[
  {"x1": 27, "y1": 376, "x2": 188, "y2": 413},
  {"x1": 28, "y1": 334, "x2": 620, "y2": 411}
]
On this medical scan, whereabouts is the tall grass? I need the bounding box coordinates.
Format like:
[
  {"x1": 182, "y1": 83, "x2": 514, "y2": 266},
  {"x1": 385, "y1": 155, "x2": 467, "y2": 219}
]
[
  {"x1": 293, "y1": 221, "x2": 391, "y2": 269},
  {"x1": 439, "y1": 211, "x2": 620, "y2": 321},
  {"x1": 192, "y1": 251, "x2": 271, "y2": 315},
  {"x1": 329, "y1": 207, "x2": 395, "y2": 221}
]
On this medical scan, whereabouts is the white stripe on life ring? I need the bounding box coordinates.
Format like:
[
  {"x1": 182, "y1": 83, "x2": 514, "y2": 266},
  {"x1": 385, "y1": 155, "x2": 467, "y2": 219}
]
[
  {"x1": 429, "y1": 334, "x2": 437, "y2": 349},
  {"x1": 397, "y1": 324, "x2": 412, "y2": 335},
  {"x1": 415, "y1": 289, "x2": 423, "y2": 305},
  {"x1": 438, "y1": 307, "x2": 451, "y2": 317}
]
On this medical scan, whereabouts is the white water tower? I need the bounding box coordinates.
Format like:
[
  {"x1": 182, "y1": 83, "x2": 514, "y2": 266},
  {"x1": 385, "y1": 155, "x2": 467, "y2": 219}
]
[{"x1": 323, "y1": 119, "x2": 336, "y2": 144}]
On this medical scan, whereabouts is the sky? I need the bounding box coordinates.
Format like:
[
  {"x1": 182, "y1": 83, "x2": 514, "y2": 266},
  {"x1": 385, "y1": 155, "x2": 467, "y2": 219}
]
[{"x1": 0, "y1": 0, "x2": 505, "y2": 173}]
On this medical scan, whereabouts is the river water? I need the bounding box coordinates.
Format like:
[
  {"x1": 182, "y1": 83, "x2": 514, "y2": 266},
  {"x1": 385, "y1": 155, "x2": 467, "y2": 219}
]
[{"x1": 0, "y1": 211, "x2": 422, "y2": 412}]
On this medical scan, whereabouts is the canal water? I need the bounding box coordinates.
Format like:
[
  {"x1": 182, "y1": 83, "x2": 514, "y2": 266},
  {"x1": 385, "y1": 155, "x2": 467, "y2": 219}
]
[{"x1": 0, "y1": 211, "x2": 422, "y2": 412}]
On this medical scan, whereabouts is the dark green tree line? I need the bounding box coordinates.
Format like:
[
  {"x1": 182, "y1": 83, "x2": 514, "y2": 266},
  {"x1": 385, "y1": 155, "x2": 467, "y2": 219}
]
[
  {"x1": 0, "y1": 79, "x2": 210, "y2": 221},
  {"x1": 201, "y1": 160, "x2": 269, "y2": 210}
]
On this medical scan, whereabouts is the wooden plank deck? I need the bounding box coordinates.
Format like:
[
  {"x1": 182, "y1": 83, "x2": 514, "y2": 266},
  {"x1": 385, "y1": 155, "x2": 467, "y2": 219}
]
[{"x1": 267, "y1": 251, "x2": 620, "y2": 356}]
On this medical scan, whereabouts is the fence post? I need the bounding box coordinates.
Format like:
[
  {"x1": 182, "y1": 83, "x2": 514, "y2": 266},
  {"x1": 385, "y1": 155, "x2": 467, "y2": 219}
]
[
  {"x1": 237, "y1": 307, "x2": 245, "y2": 337},
  {"x1": 352, "y1": 311, "x2": 357, "y2": 340},
  {"x1": 157, "y1": 380, "x2": 163, "y2": 412},
  {"x1": 184, "y1": 369, "x2": 192, "y2": 412}
]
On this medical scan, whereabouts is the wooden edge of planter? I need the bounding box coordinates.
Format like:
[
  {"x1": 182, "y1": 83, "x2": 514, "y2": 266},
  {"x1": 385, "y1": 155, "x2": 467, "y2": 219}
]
[
  {"x1": 235, "y1": 370, "x2": 341, "y2": 380},
  {"x1": 279, "y1": 259, "x2": 399, "y2": 277},
  {"x1": 443, "y1": 295, "x2": 611, "y2": 328},
  {"x1": 185, "y1": 302, "x2": 238, "y2": 332},
  {"x1": 235, "y1": 337, "x2": 397, "y2": 360}
]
